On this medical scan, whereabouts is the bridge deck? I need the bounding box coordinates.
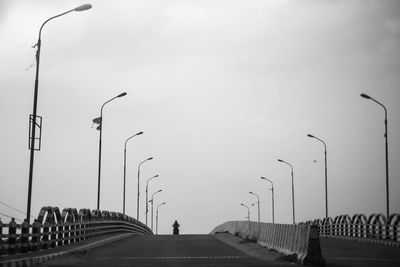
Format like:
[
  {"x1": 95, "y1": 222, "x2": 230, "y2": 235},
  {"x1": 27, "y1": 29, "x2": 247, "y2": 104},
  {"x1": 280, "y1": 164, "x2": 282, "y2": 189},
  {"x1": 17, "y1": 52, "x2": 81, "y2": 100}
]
[
  {"x1": 2, "y1": 234, "x2": 399, "y2": 267},
  {"x1": 37, "y1": 234, "x2": 285, "y2": 267},
  {"x1": 320, "y1": 237, "x2": 400, "y2": 267}
]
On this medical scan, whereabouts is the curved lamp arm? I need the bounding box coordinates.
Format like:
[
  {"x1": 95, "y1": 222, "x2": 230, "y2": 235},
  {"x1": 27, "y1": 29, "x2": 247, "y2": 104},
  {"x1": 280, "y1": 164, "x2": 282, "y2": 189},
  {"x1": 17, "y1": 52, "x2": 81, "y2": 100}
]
[{"x1": 38, "y1": 4, "x2": 92, "y2": 41}]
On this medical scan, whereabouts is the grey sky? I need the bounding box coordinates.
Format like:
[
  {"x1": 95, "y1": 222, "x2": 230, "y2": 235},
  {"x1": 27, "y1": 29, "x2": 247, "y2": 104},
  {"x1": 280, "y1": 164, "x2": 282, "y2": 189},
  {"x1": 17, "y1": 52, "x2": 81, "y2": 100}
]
[{"x1": 0, "y1": 0, "x2": 399, "y2": 234}]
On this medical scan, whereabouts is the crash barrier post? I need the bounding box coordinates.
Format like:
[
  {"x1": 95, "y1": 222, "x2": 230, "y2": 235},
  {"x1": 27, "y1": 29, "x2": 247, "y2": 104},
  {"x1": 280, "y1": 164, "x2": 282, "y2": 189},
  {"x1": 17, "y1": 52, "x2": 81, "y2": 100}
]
[{"x1": 7, "y1": 219, "x2": 17, "y2": 255}]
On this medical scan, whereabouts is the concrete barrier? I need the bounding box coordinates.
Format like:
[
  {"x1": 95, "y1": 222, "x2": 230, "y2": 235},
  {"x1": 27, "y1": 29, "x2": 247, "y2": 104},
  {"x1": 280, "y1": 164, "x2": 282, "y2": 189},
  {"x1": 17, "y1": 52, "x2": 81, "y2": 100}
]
[{"x1": 211, "y1": 221, "x2": 325, "y2": 266}]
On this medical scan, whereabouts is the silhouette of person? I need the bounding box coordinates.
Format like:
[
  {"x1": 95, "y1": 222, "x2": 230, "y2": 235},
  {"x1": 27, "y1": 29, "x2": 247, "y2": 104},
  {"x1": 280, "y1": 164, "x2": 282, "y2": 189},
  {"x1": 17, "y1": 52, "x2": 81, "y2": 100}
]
[{"x1": 172, "y1": 220, "x2": 180, "y2": 235}]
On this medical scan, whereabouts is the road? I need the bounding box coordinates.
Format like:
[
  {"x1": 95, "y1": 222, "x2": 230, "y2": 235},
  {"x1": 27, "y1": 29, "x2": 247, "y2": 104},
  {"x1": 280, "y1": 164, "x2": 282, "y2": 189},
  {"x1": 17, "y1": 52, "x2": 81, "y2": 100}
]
[
  {"x1": 320, "y1": 237, "x2": 400, "y2": 267},
  {"x1": 38, "y1": 234, "x2": 290, "y2": 267},
  {"x1": 37, "y1": 234, "x2": 400, "y2": 267}
]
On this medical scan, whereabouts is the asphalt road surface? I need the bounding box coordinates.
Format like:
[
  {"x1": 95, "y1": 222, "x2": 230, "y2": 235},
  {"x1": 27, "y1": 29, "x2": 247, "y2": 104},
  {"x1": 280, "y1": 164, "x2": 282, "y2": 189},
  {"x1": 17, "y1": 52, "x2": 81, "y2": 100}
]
[
  {"x1": 38, "y1": 234, "x2": 290, "y2": 267},
  {"x1": 38, "y1": 234, "x2": 400, "y2": 267},
  {"x1": 320, "y1": 237, "x2": 400, "y2": 267}
]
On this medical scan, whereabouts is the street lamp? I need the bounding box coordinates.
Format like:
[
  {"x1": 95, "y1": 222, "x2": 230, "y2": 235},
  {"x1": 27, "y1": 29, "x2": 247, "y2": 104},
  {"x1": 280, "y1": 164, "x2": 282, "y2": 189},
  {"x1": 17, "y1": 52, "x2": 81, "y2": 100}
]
[
  {"x1": 307, "y1": 134, "x2": 328, "y2": 219},
  {"x1": 361, "y1": 93, "x2": 390, "y2": 219},
  {"x1": 26, "y1": 3, "x2": 92, "y2": 223},
  {"x1": 249, "y1": 192, "x2": 260, "y2": 223},
  {"x1": 122, "y1": 131, "x2": 143, "y2": 215},
  {"x1": 278, "y1": 159, "x2": 295, "y2": 224},
  {"x1": 92, "y1": 92, "x2": 127, "y2": 211},
  {"x1": 137, "y1": 157, "x2": 153, "y2": 220},
  {"x1": 150, "y1": 189, "x2": 162, "y2": 231},
  {"x1": 156, "y1": 202, "x2": 166, "y2": 235},
  {"x1": 240, "y1": 203, "x2": 250, "y2": 221},
  {"x1": 146, "y1": 174, "x2": 159, "y2": 226},
  {"x1": 261, "y1": 177, "x2": 275, "y2": 224}
]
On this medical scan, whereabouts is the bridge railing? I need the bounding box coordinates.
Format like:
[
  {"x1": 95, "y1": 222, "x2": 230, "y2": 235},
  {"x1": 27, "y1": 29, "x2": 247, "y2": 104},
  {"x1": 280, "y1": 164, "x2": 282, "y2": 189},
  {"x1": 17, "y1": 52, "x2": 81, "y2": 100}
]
[
  {"x1": 0, "y1": 206, "x2": 152, "y2": 257},
  {"x1": 211, "y1": 221, "x2": 325, "y2": 266},
  {"x1": 302, "y1": 213, "x2": 400, "y2": 246}
]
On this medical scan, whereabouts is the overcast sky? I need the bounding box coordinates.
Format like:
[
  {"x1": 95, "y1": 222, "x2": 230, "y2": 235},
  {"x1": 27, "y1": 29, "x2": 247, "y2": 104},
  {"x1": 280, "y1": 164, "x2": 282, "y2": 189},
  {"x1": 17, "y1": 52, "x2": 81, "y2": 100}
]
[{"x1": 1, "y1": 0, "x2": 399, "y2": 234}]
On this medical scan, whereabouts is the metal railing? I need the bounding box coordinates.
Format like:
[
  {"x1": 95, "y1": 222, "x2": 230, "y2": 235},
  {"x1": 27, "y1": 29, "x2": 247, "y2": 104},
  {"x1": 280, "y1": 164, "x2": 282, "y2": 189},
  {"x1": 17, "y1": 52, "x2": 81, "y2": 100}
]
[
  {"x1": 302, "y1": 213, "x2": 400, "y2": 245},
  {"x1": 0, "y1": 206, "x2": 152, "y2": 257}
]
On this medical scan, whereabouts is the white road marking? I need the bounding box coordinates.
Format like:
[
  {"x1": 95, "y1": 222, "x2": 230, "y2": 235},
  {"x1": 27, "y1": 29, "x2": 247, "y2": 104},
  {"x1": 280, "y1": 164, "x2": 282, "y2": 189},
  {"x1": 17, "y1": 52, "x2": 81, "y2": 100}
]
[{"x1": 96, "y1": 256, "x2": 250, "y2": 260}]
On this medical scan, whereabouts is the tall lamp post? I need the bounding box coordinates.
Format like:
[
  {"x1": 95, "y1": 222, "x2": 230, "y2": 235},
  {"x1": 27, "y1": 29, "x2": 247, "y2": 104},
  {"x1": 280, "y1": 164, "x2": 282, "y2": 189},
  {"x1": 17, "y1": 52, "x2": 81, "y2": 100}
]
[
  {"x1": 26, "y1": 4, "x2": 92, "y2": 223},
  {"x1": 249, "y1": 192, "x2": 260, "y2": 223},
  {"x1": 240, "y1": 203, "x2": 250, "y2": 221},
  {"x1": 307, "y1": 134, "x2": 328, "y2": 218},
  {"x1": 156, "y1": 202, "x2": 166, "y2": 235},
  {"x1": 278, "y1": 159, "x2": 295, "y2": 224},
  {"x1": 261, "y1": 177, "x2": 275, "y2": 224},
  {"x1": 123, "y1": 131, "x2": 143, "y2": 215},
  {"x1": 361, "y1": 93, "x2": 390, "y2": 219},
  {"x1": 137, "y1": 157, "x2": 153, "y2": 220},
  {"x1": 146, "y1": 174, "x2": 159, "y2": 226},
  {"x1": 150, "y1": 189, "x2": 162, "y2": 231},
  {"x1": 251, "y1": 202, "x2": 257, "y2": 218},
  {"x1": 93, "y1": 92, "x2": 127, "y2": 210}
]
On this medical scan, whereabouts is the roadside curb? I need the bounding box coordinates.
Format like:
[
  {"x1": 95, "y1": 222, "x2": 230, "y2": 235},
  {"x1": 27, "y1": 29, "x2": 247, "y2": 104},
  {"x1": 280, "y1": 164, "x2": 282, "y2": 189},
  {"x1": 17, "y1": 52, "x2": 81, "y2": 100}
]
[
  {"x1": 212, "y1": 232, "x2": 287, "y2": 263},
  {"x1": 0, "y1": 233, "x2": 134, "y2": 267}
]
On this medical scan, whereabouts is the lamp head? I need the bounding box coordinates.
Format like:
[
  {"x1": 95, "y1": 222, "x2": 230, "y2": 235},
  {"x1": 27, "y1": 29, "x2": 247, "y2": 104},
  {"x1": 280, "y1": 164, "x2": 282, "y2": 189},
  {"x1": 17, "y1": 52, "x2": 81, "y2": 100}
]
[
  {"x1": 261, "y1": 177, "x2": 266, "y2": 180},
  {"x1": 360, "y1": 93, "x2": 371, "y2": 99},
  {"x1": 117, "y1": 92, "x2": 127, "y2": 97},
  {"x1": 278, "y1": 159, "x2": 283, "y2": 162},
  {"x1": 147, "y1": 157, "x2": 153, "y2": 161},
  {"x1": 307, "y1": 134, "x2": 315, "y2": 138},
  {"x1": 74, "y1": 4, "x2": 92, "y2": 11},
  {"x1": 137, "y1": 131, "x2": 144, "y2": 135},
  {"x1": 162, "y1": 202, "x2": 166, "y2": 205},
  {"x1": 154, "y1": 174, "x2": 159, "y2": 178},
  {"x1": 158, "y1": 189, "x2": 162, "y2": 193},
  {"x1": 249, "y1": 191, "x2": 253, "y2": 194}
]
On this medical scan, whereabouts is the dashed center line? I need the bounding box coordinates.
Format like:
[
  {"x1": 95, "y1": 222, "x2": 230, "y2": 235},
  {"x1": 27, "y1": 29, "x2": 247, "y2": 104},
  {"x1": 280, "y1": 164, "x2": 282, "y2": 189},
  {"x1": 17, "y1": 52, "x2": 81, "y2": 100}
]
[{"x1": 97, "y1": 256, "x2": 249, "y2": 260}]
